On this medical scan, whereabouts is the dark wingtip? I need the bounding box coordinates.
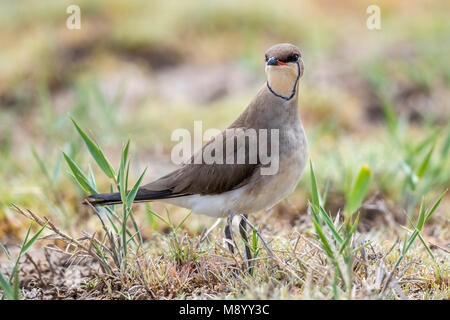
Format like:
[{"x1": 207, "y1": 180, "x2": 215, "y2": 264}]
[
  {"x1": 83, "y1": 192, "x2": 123, "y2": 206},
  {"x1": 82, "y1": 195, "x2": 99, "y2": 205},
  {"x1": 84, "y1": 189, "x2": 186, "y2": 207}
]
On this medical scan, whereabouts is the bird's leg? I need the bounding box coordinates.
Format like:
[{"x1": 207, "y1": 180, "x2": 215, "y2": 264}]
[
  {"x1": 224, "y1": 213, "x2": 255, "y2": 274},
  {"x1": 239, "y1": 214, "x2": 277, "y2": 262},
  {"x1": 239, "y1": 214, "x2": 254, "y2": 274},
  {"x1": 224, "y1": 213, "x2": 235, "y2": 254},
  {"x1": 239, "y1": 214, "x2": 304, "y2": 282}
]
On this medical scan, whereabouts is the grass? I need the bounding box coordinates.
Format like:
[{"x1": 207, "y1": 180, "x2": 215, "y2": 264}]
[
  {"x1": 1, "y1": 115, "x2": 447, "y2": 299},
  {"x1": 0, "y1": 0, "x2": 449, "y2": 300},
  {"x1": 309, "y1": 162, "x2": 372, "y2": 299},
  {"x1": 0, "y1": 222, "x2": 46, "y2": 300}
]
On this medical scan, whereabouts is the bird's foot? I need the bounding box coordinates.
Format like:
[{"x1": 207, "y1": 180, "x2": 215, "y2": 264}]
[
  {"x1": 239, "y1": 214, "x2": 277, "y2": 265},
  {"x1": 224, "y1": 213, "x2": 254, "y2": 275}
]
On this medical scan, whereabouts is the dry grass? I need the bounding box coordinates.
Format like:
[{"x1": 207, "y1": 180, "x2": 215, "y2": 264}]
[{"x1": 2, "y1": 189, "x2": 448, "y2": 300}]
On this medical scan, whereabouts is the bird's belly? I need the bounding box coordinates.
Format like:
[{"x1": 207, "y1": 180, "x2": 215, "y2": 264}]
[
  {"x1": 160, "y1": 188, "x2": 247, "y2": 218},
  {"x1": 237, "y1": 149, "x2": 307, "y2": 214}
]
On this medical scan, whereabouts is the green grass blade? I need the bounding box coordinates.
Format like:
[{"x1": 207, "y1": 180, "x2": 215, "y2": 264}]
[
  {"x1": 319, "y1": 206, "x2": 343, "y2": 244},
  {"x1": 404, "y1": 229, "x2": 419, "y2": 255},
  {"x1": 309, "y1": 161, "x2": 322, "y2": 211},
  {"x1": 311, "y1": 218, "x2": 344, "y2": 284},
  {"x1": 252, "y1": 227, "x2": 259, "y2": 255},
  {"x1": 401, "y1": 234, "x2": 409, "y2": 256},
  {"x1": 338, "y1": 213, "x2": 360, "y2": 254},
  {"x1": 126, "y1": 168, "x2": 147, "y2": 208},
  {"x1": 12, "y1": 269, "x2": 19, "y2": 300},
  {"x1": 416, "y1": 145, "x2": 434, "y2": 178},
  {"x1": 20, "y1": 223, "x2": 32, "y2": 253},
  {"x1": 125, "y1": 161, "x2": 130, "y2": 193},
  {"x1": 351, "y1": 240, "x2": 372, "y2": 255},
  {"x1": 417, "y1": 233, "x2": 435, "y2": 260},
  {"x1": 126, "y1": 231, "x2": 140, "y2": 245},
  {"x1": 410, "y1": 130, "x2": 438, "y2": 156},
  {"x1": 71, "y1": 118, "x2": 116, "y2": 181},
  {"x1": 0, "y1": 271, "x2": 14, "y2": 300},
  {"x1": 88, "y1": 165, "x2": 97, "y2": 191},
  {"x1": 0, "y1": 242, "x2": 12, "y2": 261},
  {"x1": 401, "y1": 161, "x2": 418, "y2": 190},
  {"x1": 63, "y1": 152, "x2": 97, "y2": 194},
  {"x1": 416, "y1": 199, "x2": 426, "y2": 230},
  {"x1": 381, "y1": 98, "x2": 398, "y2": 134},
  {"x1": 424, "y1": 190, "x2": 447, "y2": 223},
  {"x1": 322, "y1": 180, "x2": 330, "y2": 206},
  {"x1": 118, "y1": 141, "x2": 130, "y2": 203},
  {"x1": 104, "y1": 209, "x2": 119, "y2": 234},
  {"x1": 90, "y1": 241, "x2": 111, "y2": 273},
  {"x1": 146, "y1": 207, "x2": 170, "y2": 227},
  {"x1": 146, "y1": 204, "x2": 159, "y2": 230},
  {"x1": 308, "y1": 202, "x2": 321, "y2": 224},
  {"x1": 128, "y1": 212, "x2": 143, "y2": 245},
  {"x1": 404, "y1": 206, "x2": 433, "y2": 259},
  {"x1": 175, "y1": 211, "x2": 192, "y2": 233},
  {"x1": 345, "y1": 164, "x2": 372, "y2": 217},
  {"x1": 312, "y1": 218, "x2": 334, "y2": 260},
  {"x1": 9, "y1": 223, "x2": 46, "y2": 283},
  {"x1": 105, "y1": 206, "x2": 119, "y2": 220},
  {"x1": 52, "y1": 153, "x2": 63, "y2": 185},
  {"x1": 440, "y1": 128, "x2": 450, "y2": 157},
  {"x1": 31, "y1": 146, "x2": 52, "y2": 185},
  {"x1": 21, "y1": 223, "x2": 47, "y2": 255}
]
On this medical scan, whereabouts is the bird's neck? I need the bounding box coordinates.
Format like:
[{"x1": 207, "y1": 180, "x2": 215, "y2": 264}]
[
  {"x1": 244, "y1": 85, "x2": 300, "y2": 129},
  {"x1": 266, "y1": 64, "x2": 300, "y2": 101}
]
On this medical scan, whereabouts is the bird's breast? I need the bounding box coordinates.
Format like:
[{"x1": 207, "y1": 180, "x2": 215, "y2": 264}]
[{"x1": 236, "y1": 122, "x2": 308, "y2": 214}]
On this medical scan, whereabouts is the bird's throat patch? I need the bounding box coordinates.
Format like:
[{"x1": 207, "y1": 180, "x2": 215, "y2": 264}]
[{"x1": 266, "y1": 63, "x2": 300, "y2": 100}]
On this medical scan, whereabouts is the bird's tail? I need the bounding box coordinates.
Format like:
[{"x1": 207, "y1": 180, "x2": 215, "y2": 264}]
[{"x1": 86, "y1": 188, "x2": 184, "y2": 206}]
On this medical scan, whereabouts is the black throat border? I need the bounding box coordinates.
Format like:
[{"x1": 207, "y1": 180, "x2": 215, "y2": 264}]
[{"x1": 266, "y1": 61, "x2": 301, "y2": 101}]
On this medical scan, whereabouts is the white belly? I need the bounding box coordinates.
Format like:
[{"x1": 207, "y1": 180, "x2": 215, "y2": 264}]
[{"x1": 161, "y1": 188, "x2": 247, "y2": 217}]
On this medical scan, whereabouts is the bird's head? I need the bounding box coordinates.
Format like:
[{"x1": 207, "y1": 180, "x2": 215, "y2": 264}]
[{"x1": 264, "y1": 43, "x2": 303, "y2": 100}]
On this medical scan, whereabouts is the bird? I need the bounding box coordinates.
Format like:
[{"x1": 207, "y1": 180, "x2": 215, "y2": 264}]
[{"x1": 88, "y1": 43, "x2": 308, "y2": 270}]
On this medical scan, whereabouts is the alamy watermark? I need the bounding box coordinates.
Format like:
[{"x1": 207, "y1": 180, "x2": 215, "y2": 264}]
[
  {"x1": 66, "y1": 5, "x2": 81, "y2": 30},
  {"x1": 171, "y1": 121, "x2": 280, "y2": 175},
  {"x1": 366, "y1": 5, "x2": 381, "y2": 30}
]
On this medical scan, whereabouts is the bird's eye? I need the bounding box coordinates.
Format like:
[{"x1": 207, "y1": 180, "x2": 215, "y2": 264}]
[
  {"x1": 265, "y1": 55, "x2": 268, "y2": 62},
  {"x1": 287, "y1": 54, "x2": 299, "y2": 62}
]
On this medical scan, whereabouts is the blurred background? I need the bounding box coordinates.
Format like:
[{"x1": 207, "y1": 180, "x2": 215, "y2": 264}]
[{"x1": 0, "y1": 0, "x2": 449, "y2": 245}]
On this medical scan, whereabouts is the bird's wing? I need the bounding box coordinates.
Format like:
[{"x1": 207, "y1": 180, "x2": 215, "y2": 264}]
[{"x1": 141, "y1": 128, "x2": 261, "y2": 196}]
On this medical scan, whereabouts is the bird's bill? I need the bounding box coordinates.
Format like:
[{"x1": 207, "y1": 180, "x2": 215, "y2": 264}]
[{"x1": 267, "y1": 57, "x2": 287, "y2": 66}]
